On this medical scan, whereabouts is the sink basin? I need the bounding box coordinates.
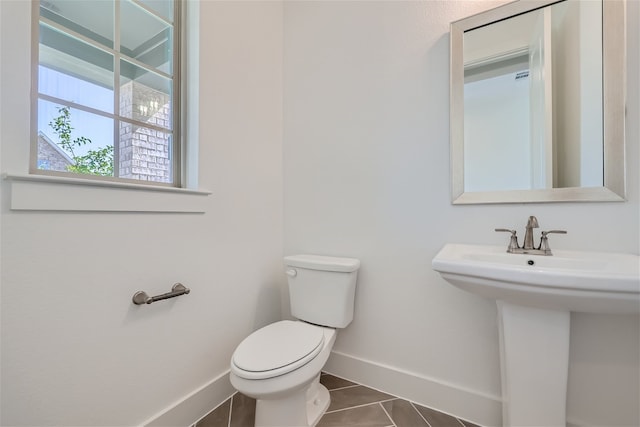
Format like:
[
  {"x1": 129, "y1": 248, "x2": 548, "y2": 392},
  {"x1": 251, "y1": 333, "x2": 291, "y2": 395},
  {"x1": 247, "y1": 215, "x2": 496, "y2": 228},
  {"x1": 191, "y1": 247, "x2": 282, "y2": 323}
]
[{"x1": 432, "y1": 243, "x2": 640, "y2": 313}]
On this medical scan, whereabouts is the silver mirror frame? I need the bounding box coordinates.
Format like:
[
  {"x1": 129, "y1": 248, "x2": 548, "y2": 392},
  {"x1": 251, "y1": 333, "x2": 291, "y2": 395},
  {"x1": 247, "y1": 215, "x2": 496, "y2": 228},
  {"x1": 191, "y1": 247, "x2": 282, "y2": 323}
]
[{"x1": 450, "y1": 0, "x2": 626, "y2": 204}]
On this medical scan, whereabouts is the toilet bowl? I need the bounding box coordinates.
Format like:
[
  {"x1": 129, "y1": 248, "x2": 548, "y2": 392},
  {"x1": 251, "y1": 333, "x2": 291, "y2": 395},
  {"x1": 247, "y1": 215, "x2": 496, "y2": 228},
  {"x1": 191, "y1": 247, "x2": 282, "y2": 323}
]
[
  {"x1": 229, "y1": 254, "x2": 360, "y2": 427},
  {"x1": 230, "y1": 320, "x2": 336, "y2": 427}
]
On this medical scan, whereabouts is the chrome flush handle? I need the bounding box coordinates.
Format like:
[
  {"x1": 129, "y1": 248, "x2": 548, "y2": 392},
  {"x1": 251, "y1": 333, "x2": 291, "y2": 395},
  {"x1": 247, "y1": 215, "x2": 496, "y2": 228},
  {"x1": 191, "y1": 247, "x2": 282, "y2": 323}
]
[{"x1": 286, "y1": 269, "x2": 297, "y2": 277}]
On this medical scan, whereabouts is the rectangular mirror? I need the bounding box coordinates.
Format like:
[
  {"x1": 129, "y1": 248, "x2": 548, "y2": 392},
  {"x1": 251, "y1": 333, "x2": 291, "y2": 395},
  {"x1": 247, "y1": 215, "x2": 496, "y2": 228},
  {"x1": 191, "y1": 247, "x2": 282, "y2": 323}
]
[{"x1": 450, "y1": 0, "x2": 626, "y2": 204}]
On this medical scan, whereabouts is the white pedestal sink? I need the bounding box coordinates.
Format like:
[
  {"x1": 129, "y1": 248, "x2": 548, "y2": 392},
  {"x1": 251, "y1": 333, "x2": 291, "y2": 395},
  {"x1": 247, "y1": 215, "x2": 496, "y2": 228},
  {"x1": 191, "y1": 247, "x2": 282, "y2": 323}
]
[{"x1": 432, "y1": 244, "x2": 640, "y2": 427}]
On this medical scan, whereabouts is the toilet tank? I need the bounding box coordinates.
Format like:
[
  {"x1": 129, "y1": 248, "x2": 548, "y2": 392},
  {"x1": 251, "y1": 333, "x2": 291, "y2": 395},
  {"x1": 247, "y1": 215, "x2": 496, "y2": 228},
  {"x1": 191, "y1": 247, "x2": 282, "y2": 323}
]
[{"x1": 284, "y1": 254, "x2": 360, "y2": 328}]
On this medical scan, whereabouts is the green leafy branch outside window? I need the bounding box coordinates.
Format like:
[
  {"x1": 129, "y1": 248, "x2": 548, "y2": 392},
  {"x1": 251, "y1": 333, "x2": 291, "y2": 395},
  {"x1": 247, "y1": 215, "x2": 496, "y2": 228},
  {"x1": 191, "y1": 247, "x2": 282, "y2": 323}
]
[{"x1": 49, "y1": 106, "x2": 114, "y2": 176}]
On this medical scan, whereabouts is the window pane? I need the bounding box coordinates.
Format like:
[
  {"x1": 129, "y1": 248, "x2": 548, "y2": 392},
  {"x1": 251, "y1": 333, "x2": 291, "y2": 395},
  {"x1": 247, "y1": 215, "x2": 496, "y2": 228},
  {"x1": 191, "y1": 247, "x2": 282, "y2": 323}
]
[
  {"x1": 120, "y1": 0, "x2": 173, "y2": 74},
  {"x1": 137, "y1": 0, "x2": 173, "y2": 22},
  {"x1": 34, "y1": 0, "x2": 179, "y2": 186},
  {"x1": 119, "y1": 123, "x2": 172, "y2": 183},
  {"x1": 120, "y1": 59, "x2": 172, "y2": 130},
  {"x1": 39, "y1": 23, "x2": 114, "y2": 113},
  {"x1": 40, "y1": 0, "x2": 114, "y2": 49},
  {"x1": 37, "y1": 99, "x2": 115, "y2": 177}
]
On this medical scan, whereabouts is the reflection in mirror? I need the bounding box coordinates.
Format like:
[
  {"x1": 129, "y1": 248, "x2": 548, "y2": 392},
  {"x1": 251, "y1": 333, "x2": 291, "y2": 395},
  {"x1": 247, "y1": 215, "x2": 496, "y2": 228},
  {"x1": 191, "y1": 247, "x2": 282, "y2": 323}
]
[
  {"x1": 450, "y1": 0, "x2": 626, "y2": 204},
  {"x1": 464, "y1": 1, "x2": 602, "y2": 191}
]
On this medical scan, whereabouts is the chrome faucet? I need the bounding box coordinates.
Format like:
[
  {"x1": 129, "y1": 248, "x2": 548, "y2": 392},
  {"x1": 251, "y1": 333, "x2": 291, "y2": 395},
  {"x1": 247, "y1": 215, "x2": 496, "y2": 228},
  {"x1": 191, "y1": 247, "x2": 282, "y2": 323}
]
[{"x1": 495, "y1": 216, "x2": 567, "y2": 256}]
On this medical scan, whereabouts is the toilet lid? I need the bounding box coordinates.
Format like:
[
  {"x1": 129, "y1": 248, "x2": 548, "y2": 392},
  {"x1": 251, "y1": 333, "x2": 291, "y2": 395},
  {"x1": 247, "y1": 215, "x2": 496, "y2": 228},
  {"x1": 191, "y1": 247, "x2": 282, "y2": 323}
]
[{"x1": 232, "y1": 320, "x2": 324, "y2": 380}]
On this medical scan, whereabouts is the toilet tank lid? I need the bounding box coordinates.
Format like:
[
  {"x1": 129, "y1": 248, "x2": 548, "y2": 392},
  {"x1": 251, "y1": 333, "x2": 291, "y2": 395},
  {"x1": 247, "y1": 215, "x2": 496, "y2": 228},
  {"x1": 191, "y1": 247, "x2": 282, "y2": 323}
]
[{"x1": 284, "y1": 254, "x2": 360, "y2": 272}]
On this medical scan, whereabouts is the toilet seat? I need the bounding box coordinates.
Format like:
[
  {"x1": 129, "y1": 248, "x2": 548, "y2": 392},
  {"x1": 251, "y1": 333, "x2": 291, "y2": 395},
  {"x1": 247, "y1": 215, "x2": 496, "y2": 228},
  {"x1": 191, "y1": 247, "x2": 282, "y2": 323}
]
[{"x1": 231, "y1": 320, "x2": 325, "y2": 380}]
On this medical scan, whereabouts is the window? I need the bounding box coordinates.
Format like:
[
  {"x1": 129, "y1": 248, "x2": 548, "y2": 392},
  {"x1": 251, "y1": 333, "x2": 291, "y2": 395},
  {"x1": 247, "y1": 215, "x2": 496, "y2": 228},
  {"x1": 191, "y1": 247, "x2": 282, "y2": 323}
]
[{"x1": 33, "y1": 0, "x2": 181, "y2": 186}]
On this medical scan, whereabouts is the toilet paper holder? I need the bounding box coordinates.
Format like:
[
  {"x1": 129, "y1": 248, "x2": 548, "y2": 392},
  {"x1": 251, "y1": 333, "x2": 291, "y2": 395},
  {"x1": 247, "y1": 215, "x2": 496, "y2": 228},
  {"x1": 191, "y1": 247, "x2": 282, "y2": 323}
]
[{"x1": 132, "y1": 283, "x2": 190, "y2": 305}]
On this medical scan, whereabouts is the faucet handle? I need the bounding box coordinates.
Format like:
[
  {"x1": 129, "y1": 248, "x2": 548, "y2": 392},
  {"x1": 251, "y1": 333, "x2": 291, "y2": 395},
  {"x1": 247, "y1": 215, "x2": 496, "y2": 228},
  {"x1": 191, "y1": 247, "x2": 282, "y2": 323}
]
[
  {"x1": 495, "y1": 228, "x2": 516, "y2": 234},
  {"x1": 495, "y1": 228, "x2": 519, "y2": 252},
  {"x1": 538, "y1": 230, "x2": 567, "y2": 254},
  {"x1": 541, "y1": 230, "x2": 567, "y2": 236}
]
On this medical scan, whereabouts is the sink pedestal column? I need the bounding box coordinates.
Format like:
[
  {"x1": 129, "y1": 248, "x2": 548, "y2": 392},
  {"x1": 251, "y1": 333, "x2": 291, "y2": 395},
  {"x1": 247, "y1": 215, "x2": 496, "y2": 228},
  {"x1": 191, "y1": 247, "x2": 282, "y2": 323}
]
[{"x1": 497, "y1": 301, "x2": 570, "y2": 427}]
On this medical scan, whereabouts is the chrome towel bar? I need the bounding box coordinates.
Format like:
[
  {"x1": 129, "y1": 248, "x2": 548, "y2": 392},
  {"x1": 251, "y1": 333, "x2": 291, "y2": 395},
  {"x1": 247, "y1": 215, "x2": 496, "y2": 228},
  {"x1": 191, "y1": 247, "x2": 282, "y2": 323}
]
[{"x1": 132, "y1": 283, "x2": 190, "y2": 305}]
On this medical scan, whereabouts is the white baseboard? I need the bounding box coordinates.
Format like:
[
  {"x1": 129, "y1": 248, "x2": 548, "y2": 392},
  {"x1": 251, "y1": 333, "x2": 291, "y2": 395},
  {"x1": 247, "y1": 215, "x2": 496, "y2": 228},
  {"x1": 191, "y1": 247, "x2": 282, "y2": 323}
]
[
  {"x1": 324, "y1": 350, "x2": 503, "y2": 427},
  {"x1": 141, "y1": 370, "x2": 235, "y2": 427}
]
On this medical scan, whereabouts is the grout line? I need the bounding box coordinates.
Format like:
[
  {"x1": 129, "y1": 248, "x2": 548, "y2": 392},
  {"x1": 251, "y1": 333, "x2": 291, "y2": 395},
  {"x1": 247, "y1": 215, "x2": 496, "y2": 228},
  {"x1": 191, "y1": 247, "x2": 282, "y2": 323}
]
[
  {"x1": 227, "y1": 393, "x2": 234, "y2": 427},
  {"x1": 378, "y1": 401, "x2": 398, "y2": 427},
  {"x1": 324, "y1": 397, "x2": 398, "y2": 414},
  {"x1": 410, "y1": 401, "x2": 433, "y2": 427},
  {"x1": 326, "y1": 383, "x2": 360, "y2": 392}
]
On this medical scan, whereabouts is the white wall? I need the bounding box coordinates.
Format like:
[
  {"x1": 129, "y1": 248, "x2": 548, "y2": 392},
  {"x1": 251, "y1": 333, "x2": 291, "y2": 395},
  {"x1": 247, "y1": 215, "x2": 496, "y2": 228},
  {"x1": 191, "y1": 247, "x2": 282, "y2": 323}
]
[
  {"x1": 0, "y1": 1, "x2": 284, "y2": 426},
  {"x1": 283, "y1": 1, "x2": 639, "y2": 426}
]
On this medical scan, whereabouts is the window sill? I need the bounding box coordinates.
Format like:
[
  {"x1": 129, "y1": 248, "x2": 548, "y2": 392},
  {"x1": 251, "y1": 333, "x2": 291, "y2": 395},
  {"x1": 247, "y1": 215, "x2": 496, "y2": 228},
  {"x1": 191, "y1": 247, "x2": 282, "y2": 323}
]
[{"x1": 3, "y1": 173, "x2": 211, "y2": 213}]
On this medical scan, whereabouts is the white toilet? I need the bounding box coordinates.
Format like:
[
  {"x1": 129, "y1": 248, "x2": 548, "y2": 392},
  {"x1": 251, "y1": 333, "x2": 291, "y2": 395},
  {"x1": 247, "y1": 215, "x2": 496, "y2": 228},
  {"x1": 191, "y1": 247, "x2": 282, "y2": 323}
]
[{"x1": 229, "y1": 254, "x2": 361, "y2": 427}]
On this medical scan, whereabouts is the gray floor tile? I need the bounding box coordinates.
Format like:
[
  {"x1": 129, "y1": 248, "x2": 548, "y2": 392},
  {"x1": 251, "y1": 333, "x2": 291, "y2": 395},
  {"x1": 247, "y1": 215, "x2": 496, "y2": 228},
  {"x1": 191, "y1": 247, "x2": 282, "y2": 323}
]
[
  {"x1": 229, "y1": 393, "x2": 256, "y2": 427},
  {"x1": 320, "y1": 373, "x2": 358, "y2": 390},
  {"x1": 381, "y1": 399, "x2": 430, "y2": 427},
  {"x1": 199, "y1": 380, "x2": 480, "y2": 427},
  {"x1": 414, "y1": 403, "x2": 463, "y2": 427},
  {"x1": 317, "y1": 403, "x2": 393, "y2": 427},
  {"x1": 196, "y1": 398, "x2": 230, "y2": 427},
  {"x1": 327, "y1": 385, "x2": 395, "y2": 412}
]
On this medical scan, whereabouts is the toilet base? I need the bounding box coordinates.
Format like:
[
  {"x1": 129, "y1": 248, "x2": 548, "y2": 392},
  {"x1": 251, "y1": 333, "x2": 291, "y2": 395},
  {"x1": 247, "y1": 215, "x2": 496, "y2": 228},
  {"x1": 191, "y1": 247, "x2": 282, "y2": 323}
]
[
  {"x1": 306, "y1": 378, "x2": 330, "y2": 426},
  {"x1": 255, "y1": 375, "x2": 330, "y2": 427}
]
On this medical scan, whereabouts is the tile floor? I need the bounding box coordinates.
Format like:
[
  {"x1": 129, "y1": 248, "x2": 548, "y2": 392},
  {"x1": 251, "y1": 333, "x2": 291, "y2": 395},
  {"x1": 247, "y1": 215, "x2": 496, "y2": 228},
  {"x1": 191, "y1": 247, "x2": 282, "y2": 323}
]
[{"x1": 195, "y1": 373, "x2": 481, "y2": 427}]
